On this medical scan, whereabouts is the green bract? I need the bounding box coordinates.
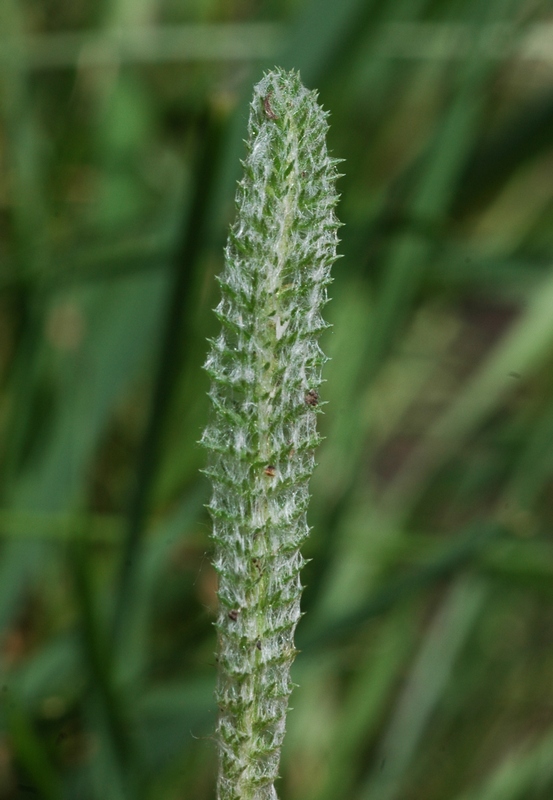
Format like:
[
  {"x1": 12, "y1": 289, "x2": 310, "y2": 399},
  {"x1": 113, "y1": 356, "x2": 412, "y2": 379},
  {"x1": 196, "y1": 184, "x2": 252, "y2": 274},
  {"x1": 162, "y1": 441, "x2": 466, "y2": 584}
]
[{"x1": 202, "y1": 67, "x2": 341, "y2": 800}]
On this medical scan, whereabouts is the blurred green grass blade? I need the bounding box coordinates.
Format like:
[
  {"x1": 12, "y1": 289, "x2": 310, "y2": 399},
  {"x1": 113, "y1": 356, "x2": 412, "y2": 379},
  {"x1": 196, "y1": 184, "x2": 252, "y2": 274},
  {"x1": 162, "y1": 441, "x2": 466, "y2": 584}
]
[
  {"x1": 479, "y1": 538, "x2": 553, "y2": 596},
  {"x1": 363, "y1": 0, "x2": 522, "y2": 380},
  {"x1": 0, "y1": 0, "x2": 52, "y2": 507},
  {"x1": 112, "y1": 107, "x2": 223, "y2": 647},
  {"x1": 12, "y1": 272, "x2": 167, "y2": 512},
  {"x1": 359, "y1": 575, "x2": 488, "y2": 800},
  {"x1": 0, "y1": 0, "x2": 49, "y2": 274},
  {"x1": 9, "y1": 632, "x2": 81, "y2": 713},
  {"x1": 431, "y1": 248, "x2": 547, "y2": 290},
  {"x1": 4, "y1": 689, "x2": 60, "y2": 800},
  {"x1": 83, "y1": 700, "x2": 130, "y2": 800},
  {"x1": 309, "y1": 291, "x2": 460, "y2": 619},
  {"x1": 0, "y1": 270, "x2": 166, "y2": 655},
  {"x1": 344, "y1": 0, "x2": 432, "y2": 110},
  {"x1": 113, "y1": 487, "x2": 207, "y2": 687},
  {"x1": 88, "y1": 0, "x2": 161, "y2": 232},
  {"x1": 0, "y1": 300, "x2": 48, "y2": 494},
  {"x1": 91, "y1": 76, "x2": 157, "y2": 231},
  {"x1": 0, "y1": 539, "x2": 52, "y2": 638},
  {"x1": 0, "y1": 219, "x2": 178, "y2": 295},
  {"x1": 136, "y1": 678, "x2": 216, "y2": 772},
  {"x1": 279, "y1": 0, "x2": 378, "y2": 86},
  {"x1": 452, "y1": 726, "x2": 553, "y2": 800},
  {"x1": 503, "y1": 398, "x2": 553, "y2": 511},
  {"x1": 381, "y1": 266, "x2": 553, "y2": 519},
  {"x1": 41, "y1": 232, "x2": 175, "y2": 292},
  {"x1": 0, "y1": 24, "x2": 283, "y2": 69},
  {"x1": 455, "y1": 87, "x2": 553, "y2": 215},
  {"x1": 0, "y1": 509, "x2": 124, "y2": 542},
  {"x1": 4, "y1": 21, "x2": 553, "y2": 71},
  {"x1": 309, "y1": 611, "x2": 414, "y2": 800},
  {"x1": 311, "y1": 278, "x2": 376, "y2": 510},
  {"x1": 299, "y1": 523, "x2": 502, "y2": 650},
  {"x1": 71, "y1": 537, "x2": 140, "y2": 800}
]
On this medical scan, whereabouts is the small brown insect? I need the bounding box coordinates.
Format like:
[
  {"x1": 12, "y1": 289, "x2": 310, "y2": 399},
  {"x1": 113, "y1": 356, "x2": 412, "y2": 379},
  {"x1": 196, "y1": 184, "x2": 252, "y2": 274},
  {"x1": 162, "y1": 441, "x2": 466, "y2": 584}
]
[
  {"x1": 305, "y1": 389, "x2": 319, "y2": 407},
  {"x1": 256, "y1": 640, "x2": 262, "y2": 651},
  {"x1": 263, "y1": 92, "x2": 278, "y2": 121},
  {"x1": 228, "y1": 609, "x2": 239, "y2": 621},
  {"x1": 264, "y1": 465, "x2": 277, "y2": 477},
  {"x1": 251, "y1": 557, "x2": 262, "y2": 572}
]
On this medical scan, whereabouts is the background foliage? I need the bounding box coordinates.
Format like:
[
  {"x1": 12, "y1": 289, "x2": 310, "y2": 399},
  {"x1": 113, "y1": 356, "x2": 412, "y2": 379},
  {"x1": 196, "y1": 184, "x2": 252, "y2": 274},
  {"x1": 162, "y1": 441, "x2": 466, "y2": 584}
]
[{"x1": 1, "y1": 0, "x2": 553, "y2": 798}]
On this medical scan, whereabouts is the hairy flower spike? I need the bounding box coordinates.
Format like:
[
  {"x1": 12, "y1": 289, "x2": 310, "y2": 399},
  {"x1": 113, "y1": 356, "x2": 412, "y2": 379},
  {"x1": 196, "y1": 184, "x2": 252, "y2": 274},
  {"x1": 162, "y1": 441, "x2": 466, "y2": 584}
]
[{"x1": 202, "y1": 68, "x2": 341, "y2": 800}]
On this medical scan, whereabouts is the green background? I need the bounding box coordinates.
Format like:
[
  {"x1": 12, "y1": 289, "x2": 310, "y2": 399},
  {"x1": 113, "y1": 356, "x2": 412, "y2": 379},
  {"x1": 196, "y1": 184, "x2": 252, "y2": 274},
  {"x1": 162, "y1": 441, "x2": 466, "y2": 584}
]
[{"x1": 1, "y1": 0, "x2": 553, "y2": 798}]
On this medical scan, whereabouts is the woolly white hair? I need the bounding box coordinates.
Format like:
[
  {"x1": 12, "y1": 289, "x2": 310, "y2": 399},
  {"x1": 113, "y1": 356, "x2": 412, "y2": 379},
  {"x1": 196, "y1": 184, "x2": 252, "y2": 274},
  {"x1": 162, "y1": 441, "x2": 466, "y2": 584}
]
[{"x1": 202, "y1": 67, "x2": 341, "y2": 800}]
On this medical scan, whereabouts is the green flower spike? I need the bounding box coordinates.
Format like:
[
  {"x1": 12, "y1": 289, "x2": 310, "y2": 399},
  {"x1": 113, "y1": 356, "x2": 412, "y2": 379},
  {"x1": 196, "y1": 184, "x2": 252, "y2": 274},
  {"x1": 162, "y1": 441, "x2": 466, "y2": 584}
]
[{"x1": 202, "y1": 67, "x2": 342, "y2": 800}]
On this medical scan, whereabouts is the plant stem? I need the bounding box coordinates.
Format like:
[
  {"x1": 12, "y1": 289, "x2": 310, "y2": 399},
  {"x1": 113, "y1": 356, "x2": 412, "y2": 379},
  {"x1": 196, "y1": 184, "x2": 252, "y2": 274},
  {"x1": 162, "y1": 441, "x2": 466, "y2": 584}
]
[{"x1": 202, "y1": 67, "x2": 341, "y2": 800}]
